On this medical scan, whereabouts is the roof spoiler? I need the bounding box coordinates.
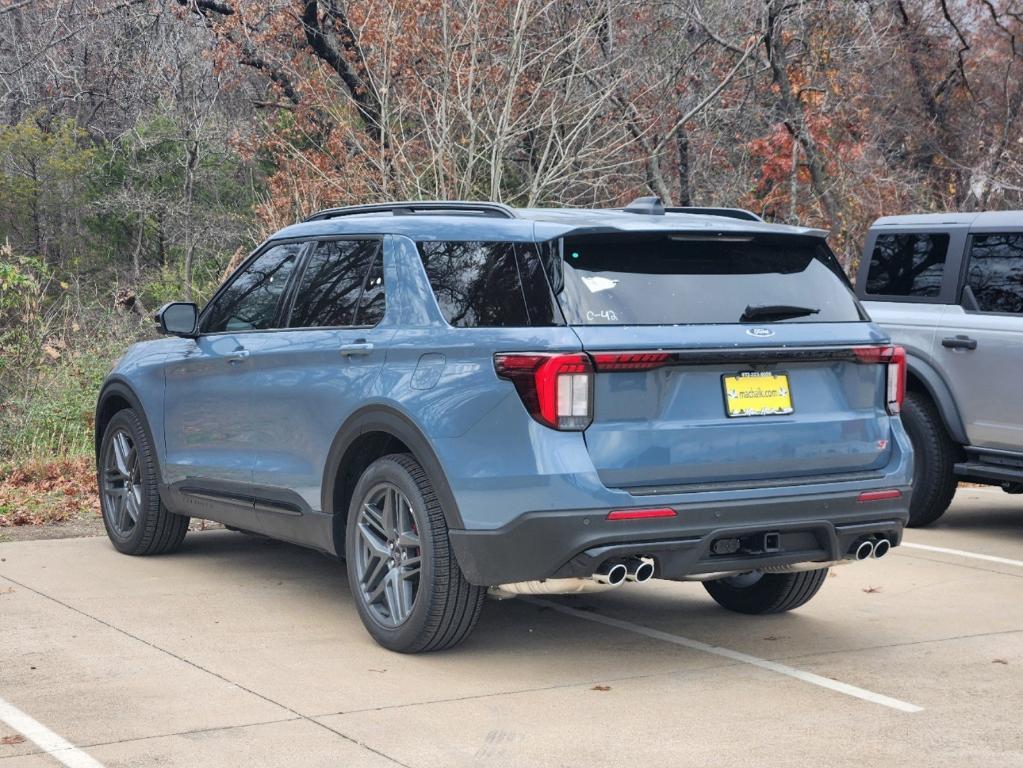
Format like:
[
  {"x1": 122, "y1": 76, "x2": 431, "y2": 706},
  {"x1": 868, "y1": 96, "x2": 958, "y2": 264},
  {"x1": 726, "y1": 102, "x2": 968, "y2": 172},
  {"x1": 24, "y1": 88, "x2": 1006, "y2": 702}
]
[{"x1": 621, "y1": 196, "x2": 763, "y2": 222}]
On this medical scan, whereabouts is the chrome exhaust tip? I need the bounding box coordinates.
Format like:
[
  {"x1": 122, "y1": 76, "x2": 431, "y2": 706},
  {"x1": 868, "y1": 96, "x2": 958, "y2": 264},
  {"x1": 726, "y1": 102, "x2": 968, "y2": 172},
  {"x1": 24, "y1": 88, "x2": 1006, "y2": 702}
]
[
  {"x1": 852, "y1": 539, "x2": 875, "y2": 561},
  {"x1": 872, "y1": 538, "x2": 891, "y2": 559},
  {"x1": 594, "y1": 561, "x2": 628, "y2": 586},
  {"x1": 625, "y1": 557, "x2": 655, "y2": 583}
]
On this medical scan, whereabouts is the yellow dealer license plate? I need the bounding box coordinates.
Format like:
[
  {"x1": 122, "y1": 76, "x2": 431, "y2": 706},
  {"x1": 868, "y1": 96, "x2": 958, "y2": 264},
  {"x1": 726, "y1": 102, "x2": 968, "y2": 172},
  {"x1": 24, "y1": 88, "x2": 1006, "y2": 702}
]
[{"x1": 722, "y1": 372, "x2": 794, "y2": 418}]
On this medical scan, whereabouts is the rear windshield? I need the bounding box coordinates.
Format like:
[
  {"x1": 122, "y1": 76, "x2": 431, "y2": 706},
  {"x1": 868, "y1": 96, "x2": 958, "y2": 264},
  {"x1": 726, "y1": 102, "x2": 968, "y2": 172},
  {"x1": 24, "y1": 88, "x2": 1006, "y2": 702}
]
[{"x1": 548, "y1": 233, "x2": 864, "y2": 325}]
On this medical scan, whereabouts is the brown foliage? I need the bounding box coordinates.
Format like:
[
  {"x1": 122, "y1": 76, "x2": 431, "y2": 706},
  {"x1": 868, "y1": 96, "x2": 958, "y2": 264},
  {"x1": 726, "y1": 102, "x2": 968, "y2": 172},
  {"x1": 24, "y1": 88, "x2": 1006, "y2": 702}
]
[{"x1": 0, "y1": 457, "x2": 99, "y2": 527}]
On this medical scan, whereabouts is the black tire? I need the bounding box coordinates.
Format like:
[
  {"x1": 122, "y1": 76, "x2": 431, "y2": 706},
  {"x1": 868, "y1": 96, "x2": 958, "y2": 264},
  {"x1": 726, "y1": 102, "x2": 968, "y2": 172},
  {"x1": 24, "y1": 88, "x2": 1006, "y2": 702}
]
[
  {"x1": 703, "y1": 568, "x2": 828, "y2": 615},
  {"x1": 345, "y1": 453, "x2": 485, "y2": 653},
  {"x1": 97, "y1": 408, "x2": 189, "y2": 555},
  {"x1": 901, "y1": 390, "x2": 958, "y2": 527}
]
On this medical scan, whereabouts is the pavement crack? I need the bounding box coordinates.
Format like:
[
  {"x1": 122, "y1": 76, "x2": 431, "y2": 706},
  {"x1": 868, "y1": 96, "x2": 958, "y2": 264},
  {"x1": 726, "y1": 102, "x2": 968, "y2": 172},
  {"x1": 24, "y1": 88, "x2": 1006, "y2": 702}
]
[{"x1": 0, "y1": 573, "x2": 414, "y2": 768}]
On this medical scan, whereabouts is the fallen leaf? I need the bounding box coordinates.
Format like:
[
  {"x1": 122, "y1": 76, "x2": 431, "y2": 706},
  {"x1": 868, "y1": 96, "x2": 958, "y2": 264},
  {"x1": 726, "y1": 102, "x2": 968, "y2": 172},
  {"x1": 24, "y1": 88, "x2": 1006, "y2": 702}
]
[
  {"x1": 862, "y1": 586, "x2": 882, "y2": 594},
  {"x1": 1, "y1": 735, "x2": 26, "y2": 746},
  {"x1": 591, "y1": 685, "x2": 611, "y2": 692}
]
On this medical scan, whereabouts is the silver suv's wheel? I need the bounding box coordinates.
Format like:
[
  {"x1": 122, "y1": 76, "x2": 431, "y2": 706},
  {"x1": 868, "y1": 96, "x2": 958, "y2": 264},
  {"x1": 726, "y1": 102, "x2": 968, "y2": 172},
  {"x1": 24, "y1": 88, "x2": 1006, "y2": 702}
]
[
  {"x1": 345, "y1": 453, "x2": 485, "y2": 652},
  {"x1": 901, "y1": 391, "x2": 958, "y2": 527},
  {"x1": 98, "y1": 409, "x2": 189, "y2": 555}
]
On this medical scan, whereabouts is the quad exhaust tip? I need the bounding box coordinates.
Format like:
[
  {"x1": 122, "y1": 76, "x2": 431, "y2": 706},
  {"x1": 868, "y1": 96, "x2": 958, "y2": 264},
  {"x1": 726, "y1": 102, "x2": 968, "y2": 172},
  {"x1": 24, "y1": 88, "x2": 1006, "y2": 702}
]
[
  {"x1": 593, "y1": 561, "x2": 629, "y2": 586},
  {"x1": 625, "y1": 557, "x2": 655, "y2": 583},
  {"x1": 872, "y1": 537, "x2": 891, "y2": 559},
  {"x1": 852, "y1": 539, "x2": 875, "y2": 561}
]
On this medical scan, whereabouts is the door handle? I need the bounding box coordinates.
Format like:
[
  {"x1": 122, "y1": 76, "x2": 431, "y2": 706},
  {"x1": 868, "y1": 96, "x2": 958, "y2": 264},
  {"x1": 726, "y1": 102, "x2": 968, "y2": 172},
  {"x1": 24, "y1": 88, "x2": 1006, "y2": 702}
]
[
  {"x1": 339, "y1": 341, "x2": 374, "y2": 357},
  {"x1": 942, "y1": 335, "x2": 977, "y2": 351},
  {"x1": 227, "y1": 348, "x2": 250, "y2": 363}
]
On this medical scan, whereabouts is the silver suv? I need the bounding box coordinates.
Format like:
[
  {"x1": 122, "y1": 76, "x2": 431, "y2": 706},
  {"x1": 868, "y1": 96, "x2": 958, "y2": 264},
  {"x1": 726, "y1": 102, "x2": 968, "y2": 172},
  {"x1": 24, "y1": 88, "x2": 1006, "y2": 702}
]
[{"x1": 855, "y1": 212, "x2": 1023, "y2": 526}]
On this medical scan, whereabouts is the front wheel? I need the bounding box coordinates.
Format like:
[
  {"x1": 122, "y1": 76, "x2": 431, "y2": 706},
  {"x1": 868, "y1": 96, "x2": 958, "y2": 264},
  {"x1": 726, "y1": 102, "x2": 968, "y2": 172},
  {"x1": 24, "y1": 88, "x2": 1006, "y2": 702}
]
[
  {"x1": 98, "y1": 409, "x2": 189, "y2": 555},
  {"x1": 345, "y1": 453, "x2": 485, "y2": 653},
  {"x1": 703, "y1": 569, "x2": 828, "y2": 614}
]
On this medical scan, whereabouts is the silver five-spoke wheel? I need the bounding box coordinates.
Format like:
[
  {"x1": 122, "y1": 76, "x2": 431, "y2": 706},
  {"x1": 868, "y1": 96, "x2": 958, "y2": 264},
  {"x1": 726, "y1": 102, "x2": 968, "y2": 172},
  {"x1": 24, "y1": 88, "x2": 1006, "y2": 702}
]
[
  {"x1": 354, "y1": 482, "x2": 422, "y2": 627},
  {"x1": 102, "y1": 429, "x2": 143, "y2": 537}
]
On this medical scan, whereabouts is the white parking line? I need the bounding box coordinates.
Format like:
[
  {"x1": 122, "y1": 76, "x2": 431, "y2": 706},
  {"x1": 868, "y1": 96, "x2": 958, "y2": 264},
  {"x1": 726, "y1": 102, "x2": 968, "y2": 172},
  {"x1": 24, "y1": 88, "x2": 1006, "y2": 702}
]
[
  {"x1": 901, "y1": 542, "x2": 1023, "y2": 569},
  {"x1": 0, "y1": 695, "x2": 105, "y2": 768},
  {"x1": 528, "y1": 598, "x2": 923, "y2": 713}
]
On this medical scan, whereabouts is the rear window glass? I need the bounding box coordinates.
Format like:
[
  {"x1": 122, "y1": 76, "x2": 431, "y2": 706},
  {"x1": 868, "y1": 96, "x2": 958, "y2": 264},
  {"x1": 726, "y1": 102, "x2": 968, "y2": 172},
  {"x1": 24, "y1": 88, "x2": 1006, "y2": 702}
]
[
  {"x1": 967, "y1": 233, "x2": 1023, "y2": 314},
  {"x1": 866, "y1": 233, "x2": 949, "y2": 297},
  {"x1": 548, "y1": 233, "x2": 863, "y2": 325},
  {"x1": 416, "y1": 241, "x2": 560, "y2": 327}
]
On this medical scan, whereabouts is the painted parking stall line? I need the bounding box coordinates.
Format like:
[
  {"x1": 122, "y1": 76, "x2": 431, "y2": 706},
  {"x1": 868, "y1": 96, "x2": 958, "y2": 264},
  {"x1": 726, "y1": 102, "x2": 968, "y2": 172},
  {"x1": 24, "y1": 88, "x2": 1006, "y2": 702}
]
[
  {"x1": 0, "y1": 695, "x2": 105, "y2": 768},
  {"x1": 902, "y1": 542, "x2": 1023, "y2": 569},
  {"x1": 528, "y1": 598, "x2": 924, "y2": 714}
]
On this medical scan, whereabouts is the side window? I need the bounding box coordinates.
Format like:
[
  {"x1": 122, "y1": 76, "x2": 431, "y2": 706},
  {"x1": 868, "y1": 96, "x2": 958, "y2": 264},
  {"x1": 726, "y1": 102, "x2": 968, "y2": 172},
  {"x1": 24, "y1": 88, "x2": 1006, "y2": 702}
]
[
  {"x1": 288, "y1": 240, "x2": 383, "y2": 328},
  {"x1": 202, "y1": 243, "x2": 302, "y2": 334},
  {"x1": 866, "y1": 233, "x2": 949, "y2": 298},
  {"x1": 416, "y1": 241, "x2": 559, "y2": 327},
  {"x1": 967, "y1": 233, "x2": 1023, "y2": 314}
]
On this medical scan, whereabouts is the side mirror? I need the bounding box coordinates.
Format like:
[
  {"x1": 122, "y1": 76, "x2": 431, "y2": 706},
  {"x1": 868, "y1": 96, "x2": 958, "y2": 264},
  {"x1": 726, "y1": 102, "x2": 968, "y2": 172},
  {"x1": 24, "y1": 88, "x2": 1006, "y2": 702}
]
[{"x1": 155, "y1": 302, "x2": 198, "y2": 338}]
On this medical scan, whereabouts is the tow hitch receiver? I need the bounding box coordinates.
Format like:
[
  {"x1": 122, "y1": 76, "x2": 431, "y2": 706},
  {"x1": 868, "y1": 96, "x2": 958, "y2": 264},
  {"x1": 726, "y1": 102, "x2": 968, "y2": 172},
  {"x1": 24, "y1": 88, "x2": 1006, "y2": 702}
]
[{"x1": 711, "y1": 531, "x2": 782, "y2": 557}]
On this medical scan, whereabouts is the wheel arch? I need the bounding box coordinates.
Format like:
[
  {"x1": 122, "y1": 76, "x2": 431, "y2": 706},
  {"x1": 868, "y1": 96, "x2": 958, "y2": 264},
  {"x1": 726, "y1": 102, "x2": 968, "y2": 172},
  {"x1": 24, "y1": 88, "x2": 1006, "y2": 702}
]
[
  {"x1": 323, "y1": 405, "x2": 464, "y2": 556},
  {"x1": 95, "y1": 379, "x2": 154, "y2": 459},
  {"x1": 904, "y1": 354, "x2": 968, "y2": 445}
]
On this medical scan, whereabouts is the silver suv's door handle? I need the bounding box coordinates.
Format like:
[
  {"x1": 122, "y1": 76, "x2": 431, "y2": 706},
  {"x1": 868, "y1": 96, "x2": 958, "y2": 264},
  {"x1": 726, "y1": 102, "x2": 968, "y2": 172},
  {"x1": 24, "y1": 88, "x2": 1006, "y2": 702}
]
[
  {"x1": 339, "y1": 341, "x2": 374, "y2": 357},
  {"x1": 942, "y1": 335, "x2": 977, "y2": 351},
  {"x1": 227, "y1": 348, "x2": 250, "y2": 363}
]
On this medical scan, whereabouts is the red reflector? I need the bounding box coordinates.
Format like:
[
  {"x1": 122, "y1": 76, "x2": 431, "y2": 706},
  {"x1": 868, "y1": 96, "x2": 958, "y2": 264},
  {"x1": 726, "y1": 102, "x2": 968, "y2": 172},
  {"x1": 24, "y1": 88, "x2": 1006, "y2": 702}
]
[
  {"x1": 606, "y1": 508, "x2": 677, "y2": 521},
  {"x1": 857, "y1": 489, "x2": 902, "y2": 503},
  {"x1": 591, "y1": 352, "x2": 671, "y2": 372}
]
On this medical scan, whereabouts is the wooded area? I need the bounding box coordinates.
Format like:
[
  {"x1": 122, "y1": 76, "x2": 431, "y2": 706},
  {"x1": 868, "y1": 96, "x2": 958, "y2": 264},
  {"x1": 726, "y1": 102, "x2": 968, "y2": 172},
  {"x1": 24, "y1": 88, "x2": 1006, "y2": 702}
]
[{"x1": 1, "y1": 0, "x2": 1022, "y2": 483}]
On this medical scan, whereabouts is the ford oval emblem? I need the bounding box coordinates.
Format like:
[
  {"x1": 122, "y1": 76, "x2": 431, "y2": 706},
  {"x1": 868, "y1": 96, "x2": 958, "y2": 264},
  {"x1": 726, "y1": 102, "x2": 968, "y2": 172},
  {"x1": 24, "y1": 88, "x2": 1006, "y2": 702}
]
[{"x1": 746, "y1": 327, "x2": 775, "y2": 338}]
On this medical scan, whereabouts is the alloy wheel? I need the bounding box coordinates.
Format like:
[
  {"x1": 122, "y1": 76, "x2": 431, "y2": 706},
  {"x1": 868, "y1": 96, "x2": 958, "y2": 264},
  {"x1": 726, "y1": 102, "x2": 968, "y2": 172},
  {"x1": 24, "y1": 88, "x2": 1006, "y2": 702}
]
[
  {"x1": 353, "y1": 482, "x2": 423, "y2": 627},
  {"x1": 102, "y1": 429, "x2": 143, "y2": 536}
]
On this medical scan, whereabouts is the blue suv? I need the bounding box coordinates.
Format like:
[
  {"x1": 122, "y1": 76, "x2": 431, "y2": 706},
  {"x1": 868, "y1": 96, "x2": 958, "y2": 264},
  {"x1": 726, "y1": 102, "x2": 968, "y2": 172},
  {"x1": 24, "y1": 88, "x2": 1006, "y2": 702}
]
[{"x1": 95, "y1": 198, "x2": 913, "y2": 652}]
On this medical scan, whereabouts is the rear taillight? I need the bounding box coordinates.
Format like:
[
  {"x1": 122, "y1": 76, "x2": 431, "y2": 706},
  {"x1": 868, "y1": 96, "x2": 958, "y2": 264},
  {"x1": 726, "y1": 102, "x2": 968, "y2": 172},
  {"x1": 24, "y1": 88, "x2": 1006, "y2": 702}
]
[
  {"x1": 854, "y1": 345, "x2": 906, "y2": 415},
  {"x1": 591, "y1": 352, "x2": 671, "y2": 372},
  {"x1": 494, "y1": 353, "x2": 593, "y2": 430}
]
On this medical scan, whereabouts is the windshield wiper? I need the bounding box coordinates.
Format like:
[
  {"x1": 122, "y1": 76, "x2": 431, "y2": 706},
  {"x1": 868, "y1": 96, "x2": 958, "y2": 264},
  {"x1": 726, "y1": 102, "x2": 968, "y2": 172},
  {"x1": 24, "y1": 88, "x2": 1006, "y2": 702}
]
[{"x1": 741, "y1": 304, "x2": 820, "y2": 322}]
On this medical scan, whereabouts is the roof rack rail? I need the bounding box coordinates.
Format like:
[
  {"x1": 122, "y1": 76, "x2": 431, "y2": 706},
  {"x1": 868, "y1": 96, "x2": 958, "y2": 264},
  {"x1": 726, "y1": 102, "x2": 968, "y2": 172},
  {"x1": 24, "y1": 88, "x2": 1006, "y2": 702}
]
[
  {"x1": 304, "y1": 201, "x2": 517, "y2": 222},
  {"x1": 666, "y1": 206, "x2": 764, "y2": 222}
]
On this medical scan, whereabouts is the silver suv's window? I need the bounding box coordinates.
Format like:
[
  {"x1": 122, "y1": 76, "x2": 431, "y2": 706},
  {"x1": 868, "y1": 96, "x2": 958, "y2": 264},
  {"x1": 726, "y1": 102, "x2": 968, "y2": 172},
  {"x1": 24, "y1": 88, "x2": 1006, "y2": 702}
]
[
  {"x1": 288, "y1": 240, "x2": 383, "y2": 328},
  {"x1": 967, "y1": 233, "x2": 1023, "y2": 314},
  {"x1": 866, "y1": 233, "x2": 949, "y2": 297},
  {"x1": 202, "y1": 242, "x2": 302, "y2": 333},
  {"x1": 550, "y1": 233, "x2": 863, "y2": 325}
]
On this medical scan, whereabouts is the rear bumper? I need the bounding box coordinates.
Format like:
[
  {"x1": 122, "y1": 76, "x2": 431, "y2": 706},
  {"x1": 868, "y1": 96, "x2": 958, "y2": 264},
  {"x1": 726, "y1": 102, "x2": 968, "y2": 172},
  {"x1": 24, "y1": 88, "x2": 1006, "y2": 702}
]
[{"x1": 448, "y1": 488, "x2": 909, "y2": 585}]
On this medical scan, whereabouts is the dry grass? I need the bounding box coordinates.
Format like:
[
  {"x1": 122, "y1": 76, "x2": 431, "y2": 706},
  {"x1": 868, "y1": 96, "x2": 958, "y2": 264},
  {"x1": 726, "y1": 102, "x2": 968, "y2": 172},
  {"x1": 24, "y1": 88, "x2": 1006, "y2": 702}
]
[{"x1": 0, "y1": 456, "x2": 99, "y2": 527}]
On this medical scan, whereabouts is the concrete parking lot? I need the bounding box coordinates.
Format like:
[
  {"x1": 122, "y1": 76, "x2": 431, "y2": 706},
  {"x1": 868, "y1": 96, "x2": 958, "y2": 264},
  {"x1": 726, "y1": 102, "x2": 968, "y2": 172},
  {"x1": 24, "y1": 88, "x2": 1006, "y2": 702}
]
[{"x1": 2, "y1": 487, "x2": 1022, "y2": 768}]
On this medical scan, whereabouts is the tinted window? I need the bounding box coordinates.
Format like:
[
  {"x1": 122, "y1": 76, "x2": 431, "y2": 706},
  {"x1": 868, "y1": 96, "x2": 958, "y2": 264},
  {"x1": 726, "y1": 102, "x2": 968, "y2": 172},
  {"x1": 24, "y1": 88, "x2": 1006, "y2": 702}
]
[
  {"x1": 289, "y1": 240, "x2": 382, "y2": 328},
  {"x1": 417, "y1": 241, "x2": 559, "y2": 327},
  {"x1": 553, "y1": 233, "x2": 863, "y2": 325},
  {"x1": 202, "y1": 243, "x2": 301, "y2": 333},
  {"x1": 866, "y1": 233, "x2": 949, "y2": 297},
  {"x1": 967, "y1": 233, "x2": 1023, "y2": 314}
]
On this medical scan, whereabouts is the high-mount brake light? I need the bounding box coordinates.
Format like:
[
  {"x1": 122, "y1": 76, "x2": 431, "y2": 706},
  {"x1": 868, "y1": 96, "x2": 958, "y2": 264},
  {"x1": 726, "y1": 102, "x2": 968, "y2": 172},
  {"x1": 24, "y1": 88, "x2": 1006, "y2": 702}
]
[
  {"x1": 590, "y1": 352, "x2": 671, "y2": 372},
  {"x1": 853, "y1": 345, "x2": 906, "y2": 415},
  {"x1": 494, "y1": 353, "x2": 593, "y2": 430}
]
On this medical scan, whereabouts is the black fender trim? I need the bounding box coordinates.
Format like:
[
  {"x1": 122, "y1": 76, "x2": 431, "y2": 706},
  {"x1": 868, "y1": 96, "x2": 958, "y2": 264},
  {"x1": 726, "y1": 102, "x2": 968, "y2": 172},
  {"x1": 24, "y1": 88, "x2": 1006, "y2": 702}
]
[
  {"x1": 905, "y1": 354, "x2": 968, "y2": 444},
  {"x1": 322, "y1": 405, "x2": 464, "y2": 529}
]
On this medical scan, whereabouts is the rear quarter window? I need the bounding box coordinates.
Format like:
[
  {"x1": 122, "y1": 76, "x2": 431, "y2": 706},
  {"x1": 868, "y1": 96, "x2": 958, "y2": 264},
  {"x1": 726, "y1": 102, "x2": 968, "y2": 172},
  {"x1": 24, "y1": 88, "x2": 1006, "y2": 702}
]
[
  {"x1": 865, "y1": 233, "x2": 949, "y2": 298},
  {"x1": 416, "y1": 241, "x2": 560, "y2": 327}
]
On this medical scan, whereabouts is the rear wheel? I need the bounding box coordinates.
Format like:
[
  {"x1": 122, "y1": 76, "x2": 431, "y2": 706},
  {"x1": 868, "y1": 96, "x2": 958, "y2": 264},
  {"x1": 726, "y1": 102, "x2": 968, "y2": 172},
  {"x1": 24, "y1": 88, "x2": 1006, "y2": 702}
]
[
  {"x1": 345, "y1": 453, "x2": 485, "y2": 652},
  {"x1": 703, "y1": 569, "x2": 828, "y2": 614},
  {"x1": 901, "y1": 391, "x2": 958, "y2": 527},
  {"x1": 98, "y1": 409, "x2": 189, "y2": 555}
]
